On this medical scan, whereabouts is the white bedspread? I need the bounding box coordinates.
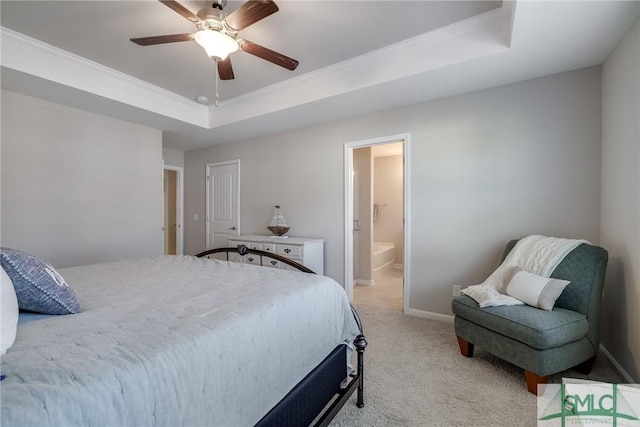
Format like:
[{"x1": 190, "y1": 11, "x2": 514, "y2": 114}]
[
  {"x1": 461, "y1": 235, "x2": 588, "y2": 307},
  {"x1": 0, "y1": 255, "x2": 361, "y2": 426}
]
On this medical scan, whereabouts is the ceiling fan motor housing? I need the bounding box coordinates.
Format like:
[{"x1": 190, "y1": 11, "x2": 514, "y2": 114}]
[{"x1": 197, "y1": 7, "x2": 226, "y2": 31}]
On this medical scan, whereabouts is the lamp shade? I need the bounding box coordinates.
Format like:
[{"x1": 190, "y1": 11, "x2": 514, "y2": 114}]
[{"x1": 194, "y1": 30, "x2": 239, "y2": 61}]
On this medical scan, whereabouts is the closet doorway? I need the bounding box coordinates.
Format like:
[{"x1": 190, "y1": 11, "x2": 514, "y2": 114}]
[
  {"x1": 344, "y1": 134, "x2": 410, "y2": 312},
  {"x1": 163, "y1": 166, "x2": 184, "y2": 255}
]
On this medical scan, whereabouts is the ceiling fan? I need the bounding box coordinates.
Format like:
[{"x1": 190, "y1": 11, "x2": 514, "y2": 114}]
[{"x1": 130, "y1": 0, "x2": 299, "y2": 81}]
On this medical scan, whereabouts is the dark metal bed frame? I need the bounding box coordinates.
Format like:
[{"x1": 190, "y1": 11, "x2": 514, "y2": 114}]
[{"x1": 195, "y1": 245, "x2": 367, "y2": 427}]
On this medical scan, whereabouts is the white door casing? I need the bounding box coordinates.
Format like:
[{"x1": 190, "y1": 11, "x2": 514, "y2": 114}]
[
  {"x1": 344, "y1": 134, "x2": 410, "y2": 313},
  {"x1": 206, "y1": 160, "x2": 240, "y2": 249}
]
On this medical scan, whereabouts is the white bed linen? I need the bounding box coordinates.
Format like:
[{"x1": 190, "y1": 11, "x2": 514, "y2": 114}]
[{"x1": 0, "y1": 255, "x2": 360, "y2": 426}]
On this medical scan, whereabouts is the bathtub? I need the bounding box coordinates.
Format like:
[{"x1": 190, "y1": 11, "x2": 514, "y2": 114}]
[{"x1": 372, "y1": 242, "x2": 395, "y2": 276}]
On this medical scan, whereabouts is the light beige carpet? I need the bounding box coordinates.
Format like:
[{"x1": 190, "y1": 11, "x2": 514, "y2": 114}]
[{"x1": 329, "y1": 301, "x2": 623, "y2": 427}]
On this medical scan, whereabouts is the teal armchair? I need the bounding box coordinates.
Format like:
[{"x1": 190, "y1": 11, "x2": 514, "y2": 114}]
[{"x1": 451, "y1": 239, "x2": 608, "y2": 394}]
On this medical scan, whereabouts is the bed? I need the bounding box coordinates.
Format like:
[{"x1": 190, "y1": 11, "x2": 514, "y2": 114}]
[{"x1": 0, "y1": 245, "x2": 366, "y2": 426}]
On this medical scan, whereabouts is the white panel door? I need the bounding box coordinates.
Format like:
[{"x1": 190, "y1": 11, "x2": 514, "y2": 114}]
[{"x1": 206, "y1": 161, "x2": 239, "y2": 249}]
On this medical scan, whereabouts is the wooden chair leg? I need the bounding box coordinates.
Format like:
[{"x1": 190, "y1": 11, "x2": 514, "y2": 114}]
[
  {"x1": 575, "y1": 356, "x2": 596, "y2": 375},
  {"x1": 524, "y1": 370, "x2": 550, "y2": 395},
  {"x1": 457, "y1": 337, "x2": 474, "y2": 357}
]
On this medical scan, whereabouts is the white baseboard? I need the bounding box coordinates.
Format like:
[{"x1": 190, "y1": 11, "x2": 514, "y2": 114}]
[
  {"x1": 355, "y1": 279, "x2": 375, "y2": 286},
  {"x1": 404, "y1": 307, "x2": 454, "y2": 323},
  {"x1": 600, "y1": 344, "x2": 638, "y2": 383}
]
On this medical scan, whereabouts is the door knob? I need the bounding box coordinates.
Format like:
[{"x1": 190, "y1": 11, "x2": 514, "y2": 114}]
[{"x1": 229, "y1": 226, "x2": 237, "y2": 230}]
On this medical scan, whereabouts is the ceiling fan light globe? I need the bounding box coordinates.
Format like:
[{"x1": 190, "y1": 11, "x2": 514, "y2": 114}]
[{"x1": 194, "y1": 29, "x2": 238, "y2": 61}]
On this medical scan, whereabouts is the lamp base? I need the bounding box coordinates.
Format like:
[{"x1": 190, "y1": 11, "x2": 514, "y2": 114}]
[{"x1": 268, "y1": 226, "x2": 290, "y2": 236}]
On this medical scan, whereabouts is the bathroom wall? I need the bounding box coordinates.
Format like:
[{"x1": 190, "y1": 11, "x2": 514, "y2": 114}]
[
  {"x1": 373, "y1": 154, "x2": 404, "y2": 267},
  {"x1": 353, "y1": 147, "x2": 373, "y2": 284}
]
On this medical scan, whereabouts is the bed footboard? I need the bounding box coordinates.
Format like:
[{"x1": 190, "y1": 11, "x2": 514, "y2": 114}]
[
  {"x1": 196, "y1": 245, "x2": 367, "y2": 426},
  {"x1": 255, "y1": 333, "x2": 367, "y2": 427},
  {"x1": 195, "y1": 245, "x2": 315, "y2": 273}
]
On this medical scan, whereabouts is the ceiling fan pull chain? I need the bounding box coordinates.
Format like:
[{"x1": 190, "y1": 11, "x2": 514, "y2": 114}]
[{"x1": 215, "y1": 62, "x2": 220, "y2": 107}]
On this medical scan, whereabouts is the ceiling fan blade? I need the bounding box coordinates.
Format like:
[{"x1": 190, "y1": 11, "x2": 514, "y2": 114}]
[
  {"x1": 239, "y1": 39, "x2": 299, "y2": 71},
  {"x1": 130, "y1": 33, "x2": 194, "y2": 46},
  {"x1": 225, "y1": 0, "x2": 279, "y2": 31},
  {"x1": 159, "y1": 0, "x2": 199, "y2": 23},
  {"x1": 217, "y1": 57, "x2": 235, "y2": 80}
]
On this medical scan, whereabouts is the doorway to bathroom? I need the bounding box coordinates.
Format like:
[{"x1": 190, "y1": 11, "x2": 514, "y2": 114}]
[{"x1": 344, "y1": 134, "x2": 409, "y2": 312}]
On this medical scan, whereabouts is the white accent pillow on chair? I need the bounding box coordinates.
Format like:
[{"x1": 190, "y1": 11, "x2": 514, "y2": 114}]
[
  {"x1": 1, "y1": 266, "x2": 19, "y2": 355},
  {"x1": 505, "y1": 268, "x2": 570, "y2": 311}
]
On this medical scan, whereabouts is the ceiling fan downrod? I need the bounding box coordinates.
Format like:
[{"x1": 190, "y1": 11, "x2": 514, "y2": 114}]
[
  {"x1": 214, "y1": 62, "x2": 220, "y2": 107},
  {"x1": 211, "y1": 0, "x2": 226, "y2": 11}
]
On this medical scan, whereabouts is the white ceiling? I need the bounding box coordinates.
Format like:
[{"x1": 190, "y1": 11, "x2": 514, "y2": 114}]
[{"x1": 1, "y1": 1, "x2": 639, "y2": 151}]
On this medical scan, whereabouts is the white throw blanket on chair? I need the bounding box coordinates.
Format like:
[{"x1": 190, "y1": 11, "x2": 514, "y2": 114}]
[{"x1": 460, "y1": 235, "x2": 588, "y2": 308}]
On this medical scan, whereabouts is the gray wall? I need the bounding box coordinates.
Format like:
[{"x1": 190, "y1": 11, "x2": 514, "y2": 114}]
[
  {"x1": 600, "y1": 19, "x2": 640, "y2": 382},
  {"x1": 1, "y1": 90, "x2": 163, "y2": 268},
  {"x1": 184, "y1": 66, "x2": 603, "y2": 317},
  {"x1": 162, "y1": 147, "x2": 184, "y2": 168}
]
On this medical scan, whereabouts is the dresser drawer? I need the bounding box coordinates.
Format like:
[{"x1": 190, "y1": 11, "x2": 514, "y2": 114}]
[
  {"x1": 229, "y1": 241, "x2": 262, "y2": 251},
  {"x1": 276, "y1": 245, "x2": 301, "y2": 259},
  {"x1": 263, "y1": 258, "x2": 280, "y2": 268},
  {"x1": 245, "y1": 242, "x2": 261, "y2": 250},
  {"x1": 244, "y1": 254, "x2": 262, "y2": 266},
  {"x1": 261, "y1": 243, "x2": 276, "y2": 253},
  {"x1": 263, "y1": 259, "x2": 301, "y2": 270}
]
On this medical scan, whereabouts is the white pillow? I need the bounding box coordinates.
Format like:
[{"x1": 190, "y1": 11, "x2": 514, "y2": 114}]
[
  {"x1": 1, "y1": 266, "x2": 19, "y2": 355},
  {"x1": 505, "y1": 268, "x2": 570, "y2": 311}
]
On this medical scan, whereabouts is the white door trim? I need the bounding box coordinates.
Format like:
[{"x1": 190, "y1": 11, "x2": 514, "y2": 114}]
[
  {"x1": 206, "y1": 159, "x2": 240, "y2": 249},
  {"x1": 163, "y1": 165, "x2": 184, "y2": 255},
  {"x1": 344, "y1": 133, "x2": 410, "y2": 313}
]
